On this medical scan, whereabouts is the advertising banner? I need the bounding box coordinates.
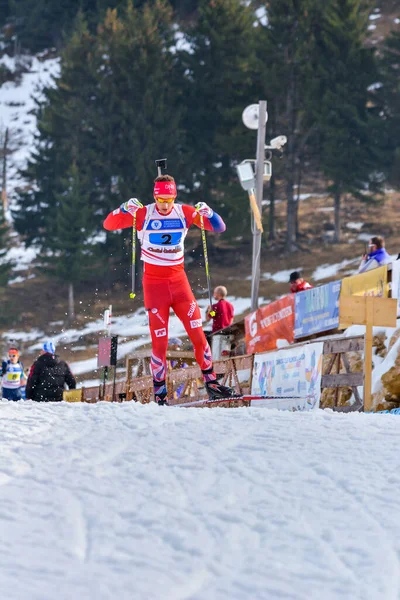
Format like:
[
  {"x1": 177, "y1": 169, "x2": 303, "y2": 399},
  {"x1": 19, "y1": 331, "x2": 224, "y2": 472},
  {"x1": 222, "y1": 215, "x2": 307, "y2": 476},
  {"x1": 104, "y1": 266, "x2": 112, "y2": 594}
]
[
  {"x1": 339, "y1": 265, "x2": 388, "y2": 328},
  {"x1": 250, "y1": 341, "x2": 324, "y2": 411},
  {"x1": 245, "y1": 295, "x2": 295, "y2": 354},
  {"x1": 294, "y1": 281, "x2": 341, "y2": 339}
]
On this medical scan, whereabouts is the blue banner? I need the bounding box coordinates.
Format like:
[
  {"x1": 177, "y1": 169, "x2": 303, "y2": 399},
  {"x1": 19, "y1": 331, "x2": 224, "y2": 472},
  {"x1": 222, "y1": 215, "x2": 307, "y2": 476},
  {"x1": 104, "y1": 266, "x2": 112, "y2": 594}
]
[{"x1": 294, "y1": 281, "x2": 341, "y2": 339}]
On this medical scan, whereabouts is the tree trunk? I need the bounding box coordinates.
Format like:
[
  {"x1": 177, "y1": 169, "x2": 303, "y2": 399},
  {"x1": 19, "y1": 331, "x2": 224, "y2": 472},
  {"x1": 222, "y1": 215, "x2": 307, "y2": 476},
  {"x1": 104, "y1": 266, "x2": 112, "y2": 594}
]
[
  {"x1": 68, "y1": 282, "x2": 75, "y2": 323},
  {"x1": 295, "y1": 160, "x2": 302, "y2": 239},
  {"x1": 334, "y1": 189, "x2": 341, "y2": 243},
  {"x1": 285, "y1": 73, "x2": 297, "y2": 253},
  {"x1": 286, "y1": 176, "x2": 297, "y2": 252},
  {"x1": 1, "y1": 128, "x2": 8, "y2": 214},
  {"x1": 268, "y1": 174, "x2": 276, "y2": 241}
]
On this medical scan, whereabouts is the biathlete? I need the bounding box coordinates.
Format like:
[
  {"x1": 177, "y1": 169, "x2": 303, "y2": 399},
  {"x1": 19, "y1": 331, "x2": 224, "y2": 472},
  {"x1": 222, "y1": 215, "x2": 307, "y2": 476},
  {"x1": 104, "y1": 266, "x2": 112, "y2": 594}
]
[
  {"x1": 104, "y1": 174, "x2": 234, "y2": 405},
  {"x1": 1, "y1": 347, "x2": 26, "y2": 401}
]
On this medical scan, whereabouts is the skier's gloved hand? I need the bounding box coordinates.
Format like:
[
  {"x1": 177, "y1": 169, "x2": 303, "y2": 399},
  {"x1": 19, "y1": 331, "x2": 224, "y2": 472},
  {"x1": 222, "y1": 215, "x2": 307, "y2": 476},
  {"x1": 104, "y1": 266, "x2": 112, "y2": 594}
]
[
  {"x1": 195, "y1": 202, "x2": 213, "y2": 218},
  {"x1": 120, "y1": 198, "x2": 143, "y2": 215}
]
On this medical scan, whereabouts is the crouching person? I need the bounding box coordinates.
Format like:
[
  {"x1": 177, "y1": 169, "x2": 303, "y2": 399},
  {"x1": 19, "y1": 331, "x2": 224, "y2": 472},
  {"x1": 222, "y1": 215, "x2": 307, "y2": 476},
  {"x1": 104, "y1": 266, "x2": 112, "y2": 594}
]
[{"x1": 26, "y1": 341, "x2": 76, "y2": 402}]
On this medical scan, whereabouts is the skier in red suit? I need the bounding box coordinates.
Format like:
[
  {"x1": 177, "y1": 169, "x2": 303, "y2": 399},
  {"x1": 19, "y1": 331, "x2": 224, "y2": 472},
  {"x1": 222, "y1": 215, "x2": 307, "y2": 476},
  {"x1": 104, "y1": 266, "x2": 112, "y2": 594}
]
[{"x1": 104, "y1": 174, "x2": 234, "y2": 405}]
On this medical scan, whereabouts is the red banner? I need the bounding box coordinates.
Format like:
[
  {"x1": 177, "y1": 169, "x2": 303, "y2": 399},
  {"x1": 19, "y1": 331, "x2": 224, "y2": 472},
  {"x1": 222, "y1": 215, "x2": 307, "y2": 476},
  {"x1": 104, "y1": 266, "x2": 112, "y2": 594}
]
[{"x1": 245, "y1": 295, "x2": 295, "y2": 354}]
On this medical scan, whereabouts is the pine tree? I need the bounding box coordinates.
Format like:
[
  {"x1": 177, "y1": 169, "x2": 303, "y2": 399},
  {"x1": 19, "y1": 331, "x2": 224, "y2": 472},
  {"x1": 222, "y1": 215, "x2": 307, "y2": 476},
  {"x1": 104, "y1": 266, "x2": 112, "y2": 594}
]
[
  {"x1": 13, "y1": 12, "x2": 99, "y2": 247},
  {"x1": 13, "y1": 2, "x2": 188, "y2": 277},
  {"x1": 8, "y1": 0, "x2": 125, "y2": 52},
  {"x1": 44, "y1": 163, "x2": 93, "y2": 323},
  {"x1": 0, "y1": 0, "x2": 10, "y2": 27},
  {"x1": 377, "y1": 30, "x2": 400, "y2": 189},
  {"x1": 8, "y1": 0, "x2": 199, "y2": 53},
  {"x1": 257, "y1": 0, "x2": 322, "y2": 252},
  {"x1": 0, "y1": 207, "x2": 14, "y2": 289},
  {"x1": 93, "y1": 1, "x2": 186, "y2": 205},
  {"x1": 307, "y1": 0, "x2": 381, "y2": 242},
  {"x1": 182, "y1": 0, "x2": 259, "y2": 235}
]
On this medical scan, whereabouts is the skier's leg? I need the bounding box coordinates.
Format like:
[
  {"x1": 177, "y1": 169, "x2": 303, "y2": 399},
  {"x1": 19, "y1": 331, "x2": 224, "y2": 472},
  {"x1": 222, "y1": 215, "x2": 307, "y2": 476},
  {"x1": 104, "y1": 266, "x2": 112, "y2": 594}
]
[
  {"x1": 147, "y1": 306, "x2": 170, "y2": 404},
  {"x1": 172, "y1": 299, "x2": 212, "y2": 372},
  {"x1": 144, "y1": 277, "x2": 172, "y2": 405},
  {"x1": 171, "y1": 275, "x2": 235, "y2": 400}
]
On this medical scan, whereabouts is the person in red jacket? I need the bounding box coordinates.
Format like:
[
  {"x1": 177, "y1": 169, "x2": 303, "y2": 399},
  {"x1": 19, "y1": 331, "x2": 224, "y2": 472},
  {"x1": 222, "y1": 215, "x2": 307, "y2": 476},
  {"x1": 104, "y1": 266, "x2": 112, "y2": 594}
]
[
  {"x1": 206, "y1": 286, "x2": 234, "y2": 333},
  {"x1": 103, "y1": 174, "x2": 234, "y2": 405},
  {"x1": 289, "y1": 271, "x2": 313, "y2": 293}
]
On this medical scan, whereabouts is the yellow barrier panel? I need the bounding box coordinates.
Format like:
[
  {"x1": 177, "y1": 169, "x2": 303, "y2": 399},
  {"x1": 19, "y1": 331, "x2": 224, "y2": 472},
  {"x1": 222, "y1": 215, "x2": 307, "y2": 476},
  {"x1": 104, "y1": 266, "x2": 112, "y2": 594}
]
[
  {"x1": 339, "y1": 266, "x2": 388, "y2": 328},
  {"x1": 339, "y1": 296, "x2": 397, "y2": 411},
  {"x1": 63, "y1": 389, "x2": 83, "y2": 402}
]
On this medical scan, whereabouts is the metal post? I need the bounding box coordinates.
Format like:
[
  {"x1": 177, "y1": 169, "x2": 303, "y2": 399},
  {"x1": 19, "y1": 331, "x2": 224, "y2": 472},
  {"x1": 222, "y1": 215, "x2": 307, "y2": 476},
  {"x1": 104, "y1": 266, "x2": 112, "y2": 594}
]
[{"x1": 250, "y1": 100, "x2": 267, "y2": 312}]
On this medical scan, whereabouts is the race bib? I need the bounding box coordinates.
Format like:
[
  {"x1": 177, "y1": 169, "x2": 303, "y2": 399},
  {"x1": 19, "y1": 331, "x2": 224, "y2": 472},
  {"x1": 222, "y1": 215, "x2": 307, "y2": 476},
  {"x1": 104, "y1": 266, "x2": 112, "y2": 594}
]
[
  {"x1": 6, "y1": 372, "x2": 20, "y2": 382},
  {"x1": 149, "y1": 232, "x2": 182, "y2": 245}
]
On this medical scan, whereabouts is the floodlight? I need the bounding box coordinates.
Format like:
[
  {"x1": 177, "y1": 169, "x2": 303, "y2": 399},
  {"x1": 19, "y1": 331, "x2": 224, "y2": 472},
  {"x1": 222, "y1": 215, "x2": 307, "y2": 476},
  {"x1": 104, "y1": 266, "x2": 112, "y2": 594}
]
[{"x1": 236, "y1": 161, "x2": 255, "y2": 191}]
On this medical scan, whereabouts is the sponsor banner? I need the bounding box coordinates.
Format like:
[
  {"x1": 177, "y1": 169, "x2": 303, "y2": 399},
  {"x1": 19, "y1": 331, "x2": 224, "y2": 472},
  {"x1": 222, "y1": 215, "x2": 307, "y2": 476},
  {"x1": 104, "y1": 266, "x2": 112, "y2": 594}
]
[
  {"x1": 250, "y1": 341, "x2": 324, "y2": 410},
  {"x1": 294, "y1": 281, "x2": 341, "y2": 339},
  {"x1": 390, "y1": 261, "x2": 400, "y2": 316},
  {"x1": 339, "y1": 265, "x2": 388, "y2": 328},
  {"x1": 245, "y1": 295, "x2": 295, "y2": 354}
]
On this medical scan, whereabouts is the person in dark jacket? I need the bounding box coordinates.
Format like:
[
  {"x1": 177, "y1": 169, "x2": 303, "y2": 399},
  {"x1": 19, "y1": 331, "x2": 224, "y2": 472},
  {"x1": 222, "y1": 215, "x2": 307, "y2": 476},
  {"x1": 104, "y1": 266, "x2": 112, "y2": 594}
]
[{"x1": 26, "y1": 341, "x2": 76, "y2": 402}]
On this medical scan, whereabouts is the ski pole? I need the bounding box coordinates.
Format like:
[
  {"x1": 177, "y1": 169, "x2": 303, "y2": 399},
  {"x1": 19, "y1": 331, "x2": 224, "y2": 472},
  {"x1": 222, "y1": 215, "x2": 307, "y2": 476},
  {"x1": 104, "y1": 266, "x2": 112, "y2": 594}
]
[
  {"x1": 197, "y1": 211, "x2": 216, "y2": 317},
  {"x1": 129, "y1": 212, "x2": 137, "y2": 299}
]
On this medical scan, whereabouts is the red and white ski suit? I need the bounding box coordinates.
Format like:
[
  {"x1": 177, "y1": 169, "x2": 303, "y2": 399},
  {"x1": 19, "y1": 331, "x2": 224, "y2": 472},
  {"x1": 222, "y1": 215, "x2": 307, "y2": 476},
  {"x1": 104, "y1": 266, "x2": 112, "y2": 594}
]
[{"x1": 104, "y1": 202, "x2": 226, "y2": 384}]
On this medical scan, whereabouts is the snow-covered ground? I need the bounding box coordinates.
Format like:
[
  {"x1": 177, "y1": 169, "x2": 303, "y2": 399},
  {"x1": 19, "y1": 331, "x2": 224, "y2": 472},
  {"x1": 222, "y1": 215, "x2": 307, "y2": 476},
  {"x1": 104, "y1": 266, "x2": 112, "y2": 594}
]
[{"x1": 1, "y1": 401, "x2": 399, "y2": 600}]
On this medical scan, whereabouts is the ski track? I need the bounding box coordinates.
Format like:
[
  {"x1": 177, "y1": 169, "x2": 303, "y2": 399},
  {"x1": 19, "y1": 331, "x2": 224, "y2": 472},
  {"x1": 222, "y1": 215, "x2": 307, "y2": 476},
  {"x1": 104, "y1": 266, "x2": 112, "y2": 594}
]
[{"x1": 0, "y1": 401, "x2": 399, "y2": 600}]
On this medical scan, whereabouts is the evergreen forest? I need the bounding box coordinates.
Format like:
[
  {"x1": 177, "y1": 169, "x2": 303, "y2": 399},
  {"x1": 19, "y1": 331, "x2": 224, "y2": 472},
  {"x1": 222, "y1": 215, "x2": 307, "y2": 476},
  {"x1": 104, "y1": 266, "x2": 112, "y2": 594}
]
[{"x1": 0, "y1": 0, "x2": 399, "y2": 309}]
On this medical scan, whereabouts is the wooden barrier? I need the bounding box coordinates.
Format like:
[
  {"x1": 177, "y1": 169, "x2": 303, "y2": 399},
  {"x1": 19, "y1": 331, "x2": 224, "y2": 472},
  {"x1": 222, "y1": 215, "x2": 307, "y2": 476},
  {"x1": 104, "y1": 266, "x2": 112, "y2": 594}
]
[
  {"x1": 125, "y1": 350, "x2": 196, "y2": 379},
  {"x1": 321, "y1": 336, "x2": 364, "y2": 412},
  {"x1": 72, "y1": 337, "x2": 367, "y2": 412},
  {"x1": 78, "y1": 354, "x2": 254, "y2": 406}
]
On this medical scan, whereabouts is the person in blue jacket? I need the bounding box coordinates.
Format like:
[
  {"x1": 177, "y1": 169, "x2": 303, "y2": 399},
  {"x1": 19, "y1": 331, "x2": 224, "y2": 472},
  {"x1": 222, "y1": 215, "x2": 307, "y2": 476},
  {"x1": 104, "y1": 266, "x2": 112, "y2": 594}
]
[
  {"x1": 1, "y1": 347, "x2": 26, "y2": 401},
  {"x1": 358, "y1": 236, "x2": 391, "y2": 273}
]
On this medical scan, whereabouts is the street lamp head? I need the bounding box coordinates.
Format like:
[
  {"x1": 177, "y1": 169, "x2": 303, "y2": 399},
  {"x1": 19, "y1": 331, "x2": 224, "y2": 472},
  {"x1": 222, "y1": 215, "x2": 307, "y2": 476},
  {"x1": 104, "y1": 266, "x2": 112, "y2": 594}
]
[{"x1": 236, "y1": 161, "x2": 256, "y2": 191}]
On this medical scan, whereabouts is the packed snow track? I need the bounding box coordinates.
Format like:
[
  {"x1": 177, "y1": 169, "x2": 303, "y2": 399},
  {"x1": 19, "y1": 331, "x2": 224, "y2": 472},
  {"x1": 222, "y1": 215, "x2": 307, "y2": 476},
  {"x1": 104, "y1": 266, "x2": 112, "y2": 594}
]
[{"x1": 1, "y1": 400, "x2": 399, "y2": 600}]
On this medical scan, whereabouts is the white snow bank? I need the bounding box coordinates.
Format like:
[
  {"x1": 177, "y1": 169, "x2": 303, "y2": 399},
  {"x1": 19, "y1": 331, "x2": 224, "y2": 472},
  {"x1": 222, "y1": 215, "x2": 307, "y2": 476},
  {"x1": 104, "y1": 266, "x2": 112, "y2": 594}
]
[
  {"x1": 346, "y1": 222, "x2": 364, "y2": 231},
  {"x1": 312, "y1": 258, "x2": 359, "y2": 281},
  {"x1": 262, "y1": 268, "x2": 303, "y2": 284},
  {"x1": 0, "y1": 402, "x2": 399, "y2": 600}
]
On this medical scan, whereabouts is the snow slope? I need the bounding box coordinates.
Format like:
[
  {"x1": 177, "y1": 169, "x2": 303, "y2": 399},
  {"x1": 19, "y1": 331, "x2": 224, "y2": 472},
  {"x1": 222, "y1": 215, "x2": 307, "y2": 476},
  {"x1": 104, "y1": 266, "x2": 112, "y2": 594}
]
[{"x1": 1, "y1": 400, "x2": 400, "y2": 600}]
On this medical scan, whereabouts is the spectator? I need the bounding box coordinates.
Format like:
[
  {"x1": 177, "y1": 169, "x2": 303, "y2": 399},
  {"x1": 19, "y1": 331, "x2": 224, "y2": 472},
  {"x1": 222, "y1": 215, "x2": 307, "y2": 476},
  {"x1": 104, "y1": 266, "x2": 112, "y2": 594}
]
[
  {"x1": 1, "y1": 347, "x2": 26, "y2": 401},
  {"x1": 289, "y1": 271, "x2": 313, "y2": 293},
  {"x1": 358, "y1": 236, "x2": 391, "y2": 273},
  {"x1": 206, "y1": 286, "x2": 235, "y2": 333},
  {"x1": 26, "y1": 341, "x2": 76, "y2": 402}
]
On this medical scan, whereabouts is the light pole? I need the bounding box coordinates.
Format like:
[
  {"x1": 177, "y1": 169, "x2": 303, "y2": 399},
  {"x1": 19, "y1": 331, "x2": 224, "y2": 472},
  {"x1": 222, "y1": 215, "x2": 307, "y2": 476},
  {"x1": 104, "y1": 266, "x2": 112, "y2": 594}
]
[{"x1": 237, "y1": 101, "x2": 287, "y2": 312}]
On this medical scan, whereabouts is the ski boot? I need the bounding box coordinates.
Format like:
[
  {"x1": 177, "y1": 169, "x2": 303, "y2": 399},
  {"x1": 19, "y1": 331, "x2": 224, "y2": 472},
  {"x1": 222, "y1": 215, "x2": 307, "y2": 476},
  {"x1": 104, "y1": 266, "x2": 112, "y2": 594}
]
[
  {"x1": 205, "y1": 381, "x2": 239, "y2": 401},
  {"x1": 156, "y1": 396, "x2": 169, "y2": 406},
  {"x1": 154, "y1": 380, "x2": 169, "y2": 406}
]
